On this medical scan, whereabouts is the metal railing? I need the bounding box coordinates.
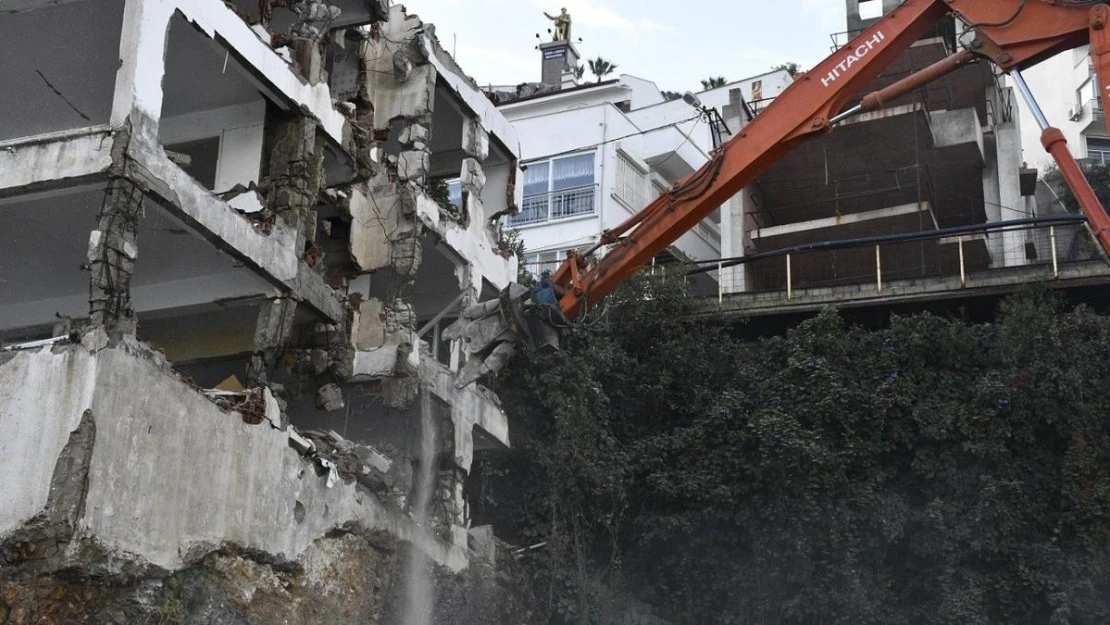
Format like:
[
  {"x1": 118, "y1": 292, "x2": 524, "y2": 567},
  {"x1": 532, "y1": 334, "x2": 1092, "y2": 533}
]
[
  {"x1": 691, "y1": 217, "x2": 1103, "y2": 304},
  {"x1": 509, "y1": 185, "x2": 598, "y2": 227}
]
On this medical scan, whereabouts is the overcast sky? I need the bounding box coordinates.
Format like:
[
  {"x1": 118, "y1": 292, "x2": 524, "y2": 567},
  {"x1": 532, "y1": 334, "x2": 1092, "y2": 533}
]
[{"x1": 406, "y1": 0, "x2": 849, "y2": 92}]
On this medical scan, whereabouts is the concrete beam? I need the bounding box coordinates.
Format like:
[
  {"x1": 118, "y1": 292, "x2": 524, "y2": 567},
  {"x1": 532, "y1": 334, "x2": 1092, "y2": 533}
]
[
  {"x1": 111, "y1": 0, "x2": 347, "y2": 145},
  {"x1": 124, "y1": 124, "x2": 344, "y2": 323},
  {"x1": 752, "y1": 201, "x2": 933, "y2": 241},
  {"x1": 930, "y1": 108, "x2": 984, "y2": 164},
  {"x1": 0, "y1": 127, "x2": 113, "y2": 199},
  {"x1": 420, "y1": 35, "x2": 521, "y2": 158}
]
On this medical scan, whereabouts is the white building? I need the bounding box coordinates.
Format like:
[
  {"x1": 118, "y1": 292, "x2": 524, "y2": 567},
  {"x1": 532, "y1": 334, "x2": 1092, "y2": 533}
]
[
  {"x1": 492, "y1": 57, "x2": 793, "y2": 280},
  {"x1": 1019, "y1": 46, "x2": 1109, "y2": 168}
]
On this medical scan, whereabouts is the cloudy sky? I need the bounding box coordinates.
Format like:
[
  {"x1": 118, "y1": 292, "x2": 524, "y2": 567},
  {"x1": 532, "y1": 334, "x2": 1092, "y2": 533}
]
[{"x1": 406, "y1": 0, "x2": 849, "y2": 92}]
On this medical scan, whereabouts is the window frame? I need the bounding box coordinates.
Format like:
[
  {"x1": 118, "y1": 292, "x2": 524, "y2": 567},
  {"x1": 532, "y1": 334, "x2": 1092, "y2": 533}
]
[{"x1": 510, "y1": 151, "x2": 598, "y2": 226}]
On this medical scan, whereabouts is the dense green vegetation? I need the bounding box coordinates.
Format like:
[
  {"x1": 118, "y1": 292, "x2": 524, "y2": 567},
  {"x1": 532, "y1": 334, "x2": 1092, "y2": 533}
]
[{"x1": 475, "y1": 275, "x2": 1110, "y2": 624}]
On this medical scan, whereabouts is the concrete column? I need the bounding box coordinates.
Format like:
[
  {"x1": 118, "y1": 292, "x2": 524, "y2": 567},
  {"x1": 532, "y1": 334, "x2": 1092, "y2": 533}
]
[
  {"x1": 982, "y1": 140, "x2": 1006, "y2": 266},
  {"x1": 720, "y1": 89, "x2": 749, "y2": 294},
  {"x1": 110, "y1": 0, "x2": 174, "y2": 128},
  {"x1": 266, "y1": 116, "x2": 323, "y2": 242},
  {"x1": 996, "y1": 98, "x2": 1028, "y2": 266},
  {"x1": 247, "y1": 298, "x2": 298, "y2": 387},
  {"x1": 87, "y1": 177, "x2": 144, "y2": 336}
]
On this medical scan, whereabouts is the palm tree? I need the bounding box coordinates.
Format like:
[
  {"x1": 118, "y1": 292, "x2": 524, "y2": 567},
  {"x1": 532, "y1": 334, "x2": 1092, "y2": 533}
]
[
  {"x1": 588, "y1": 57, "x2": 618, "y2": 82},
  {"x1": 573, "y1": 64, "x2": 585, "y2": 81},
  {"x1": 700, "y1": 76, "x2": 728, "y2": 90}
]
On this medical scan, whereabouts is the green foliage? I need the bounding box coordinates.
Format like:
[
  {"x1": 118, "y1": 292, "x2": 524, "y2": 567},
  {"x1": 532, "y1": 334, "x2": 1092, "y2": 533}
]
[
  {"x1": 773, "y1": 62, "x2": 804, "y2": 77},
  {"x1": 1042, "y1": 161, "x2": 1110, "y2": 215},
  {"x1": 427, "y1": 177, "x2": 454, "y2": 211},
  {"x1": 588, "y1": 58, "x2": 618, "y2": 82},
  {"x1": 700, "y1": 76, "x2": 728, "y2": 90},
  {"x1": 481, "y1": 281, "x2": 1110, "y2": 624},
  {"x1": 661, "y1": 90, "x2": 683, "y2": 102}
]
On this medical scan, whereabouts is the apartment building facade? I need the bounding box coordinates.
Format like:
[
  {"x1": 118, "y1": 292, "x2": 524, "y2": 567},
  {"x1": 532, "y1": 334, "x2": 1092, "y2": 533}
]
[
  {"x1": 1019, "y1": 45, "x2": 1110, "y2": 168},
  {"x1": 491, "y1": 37, "x2": 793, "y2": 282}
]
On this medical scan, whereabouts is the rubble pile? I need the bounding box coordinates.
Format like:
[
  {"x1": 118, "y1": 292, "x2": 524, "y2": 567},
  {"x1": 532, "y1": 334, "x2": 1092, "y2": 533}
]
[{"x1": 290, "y1": 428, "x2": 403, "y2": 501}]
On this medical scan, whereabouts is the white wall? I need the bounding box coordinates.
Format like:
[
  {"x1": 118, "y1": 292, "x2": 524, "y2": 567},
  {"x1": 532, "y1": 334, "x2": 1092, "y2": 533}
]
[
  {"x1": 1019, "y1": 47, "x2": 1103, "y2": 168},
  {"x1": 159, "y1": 101, "x2": 266, "y2": 213},
  {"x1": 502, "y1": 74, "x2": 765, "y2": 270}
]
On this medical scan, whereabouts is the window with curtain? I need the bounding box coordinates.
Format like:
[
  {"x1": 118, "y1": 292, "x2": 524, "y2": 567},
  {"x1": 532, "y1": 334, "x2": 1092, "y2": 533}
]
[{"x1": 511, "y1": 152, "x2": 597, "y2": 225}]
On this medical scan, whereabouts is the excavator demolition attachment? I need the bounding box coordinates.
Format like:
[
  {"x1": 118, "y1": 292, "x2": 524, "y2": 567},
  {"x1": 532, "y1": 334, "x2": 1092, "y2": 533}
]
[
  {"x1": 447, "y1": 0, "x2": 1110, "y2": 387},
  {"x1": 443, "y1": 282, "x2": 565, "y2": 387}
]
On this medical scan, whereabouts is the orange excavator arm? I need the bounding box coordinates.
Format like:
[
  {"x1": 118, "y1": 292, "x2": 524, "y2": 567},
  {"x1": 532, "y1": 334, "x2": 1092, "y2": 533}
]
[
  {"x1": 550, "y1": 0, "x2": 1110, "y2": 319},
  {"x1": 449, "y1": 0, "x2": 1110, "y2": 387}
]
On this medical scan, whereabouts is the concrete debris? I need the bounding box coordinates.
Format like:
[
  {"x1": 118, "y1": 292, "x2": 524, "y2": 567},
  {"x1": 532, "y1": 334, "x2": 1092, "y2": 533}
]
[
  {"x1": 319, "y1": 457, "x2": 340, "y2": 488},
  {"x1": 288, "y1": 429, "x2": 316, "y2": 455},
  {"x1": 202, "y1": 387, "x2": 270, "y2": 425},
  {"x1": 315, "y1": 382, "x2": 346, "y2": 412},
  {"x1": 0, "y1": 336, "x2": 70, "y2": 352},
  {"x1": 288, "y1": 0, "x2": 342, "y2": 42},
  {"x1": 467, "y1": 525, "x2": 498, "y2": 566},
  {"x1": 293, "y1": 428, "x2": 397, "y2": 496},
  {"x1": 485, "y1": 82, "x2": 559, "y2": 104}
]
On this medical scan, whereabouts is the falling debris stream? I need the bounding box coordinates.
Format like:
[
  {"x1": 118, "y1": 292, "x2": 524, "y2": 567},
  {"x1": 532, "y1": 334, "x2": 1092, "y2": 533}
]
[{"x1": 401, "y1": 387, "x2": 438, "y2": 625}]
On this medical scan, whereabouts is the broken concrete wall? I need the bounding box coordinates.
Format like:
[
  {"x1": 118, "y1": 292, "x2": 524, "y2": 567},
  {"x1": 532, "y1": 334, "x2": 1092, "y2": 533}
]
[{"x1": 0, "y1": 337, "x2": 466, "y2": 576}]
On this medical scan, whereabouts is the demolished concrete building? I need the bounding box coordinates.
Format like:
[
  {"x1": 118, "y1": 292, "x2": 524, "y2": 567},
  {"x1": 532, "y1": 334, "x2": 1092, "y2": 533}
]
[{"x1": 1, "y1": 0, "x2": 521, "y2": 620}]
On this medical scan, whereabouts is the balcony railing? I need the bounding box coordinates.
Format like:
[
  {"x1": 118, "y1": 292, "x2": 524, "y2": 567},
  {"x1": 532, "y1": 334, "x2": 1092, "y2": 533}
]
[
  {"x1": 693, "y1": 216, "x2": 1101, "y2": 306},
  {"x1": 510, "y1": 184, "x2": 598, "y2": 226}
]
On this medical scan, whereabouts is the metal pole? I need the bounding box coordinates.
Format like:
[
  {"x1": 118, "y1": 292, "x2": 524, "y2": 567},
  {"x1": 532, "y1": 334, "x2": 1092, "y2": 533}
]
[
  {"x1": 1011, "y1": 70, "x2": 1049, "y2": 131},
  {"x1": 875, "y1": 245, "x2": 883, "y2": 293},
  {"x1": 786, "y1": 254, "x2": 793, "y2": 300},
  {"x1": 718, "y1": 261, "x2": 724, "y2": 305},
  {"x1": 958, "y1": 236, "x2": 966, "y2": 287},
  {"x1": 1050, "y1": 226, "x2": 1059, "y2": 278}
]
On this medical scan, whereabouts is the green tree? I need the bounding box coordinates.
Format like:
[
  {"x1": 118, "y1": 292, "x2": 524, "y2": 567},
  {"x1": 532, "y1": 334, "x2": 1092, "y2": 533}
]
[
  {"x1": 700, "y1": 76, "x2": 727, "y2": 90},
  {"x1": 479, "y1": 280, "x2": 1110, "y2": 625},
  {"x1": 588, "y1": 57, "x2": 618, "y2": 82},
  {"x1": 773, "y1": 61, "x2": 804, "y2": 77},
  {"x1": 1042, "y1": 160, "x2": 1110, "y2": 215}
]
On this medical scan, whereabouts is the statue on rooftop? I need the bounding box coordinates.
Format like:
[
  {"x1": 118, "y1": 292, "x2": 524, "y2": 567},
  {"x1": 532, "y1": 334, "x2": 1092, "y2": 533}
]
[{"x1": 544, "y1": 8, "x2": 572, "y2": 42}]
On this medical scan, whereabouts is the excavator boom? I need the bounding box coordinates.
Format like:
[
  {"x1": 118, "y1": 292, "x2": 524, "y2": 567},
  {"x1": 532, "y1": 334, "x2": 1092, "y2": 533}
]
[{"x1": 449, "y1": 0, "x2": 1110, "y2": 386}]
